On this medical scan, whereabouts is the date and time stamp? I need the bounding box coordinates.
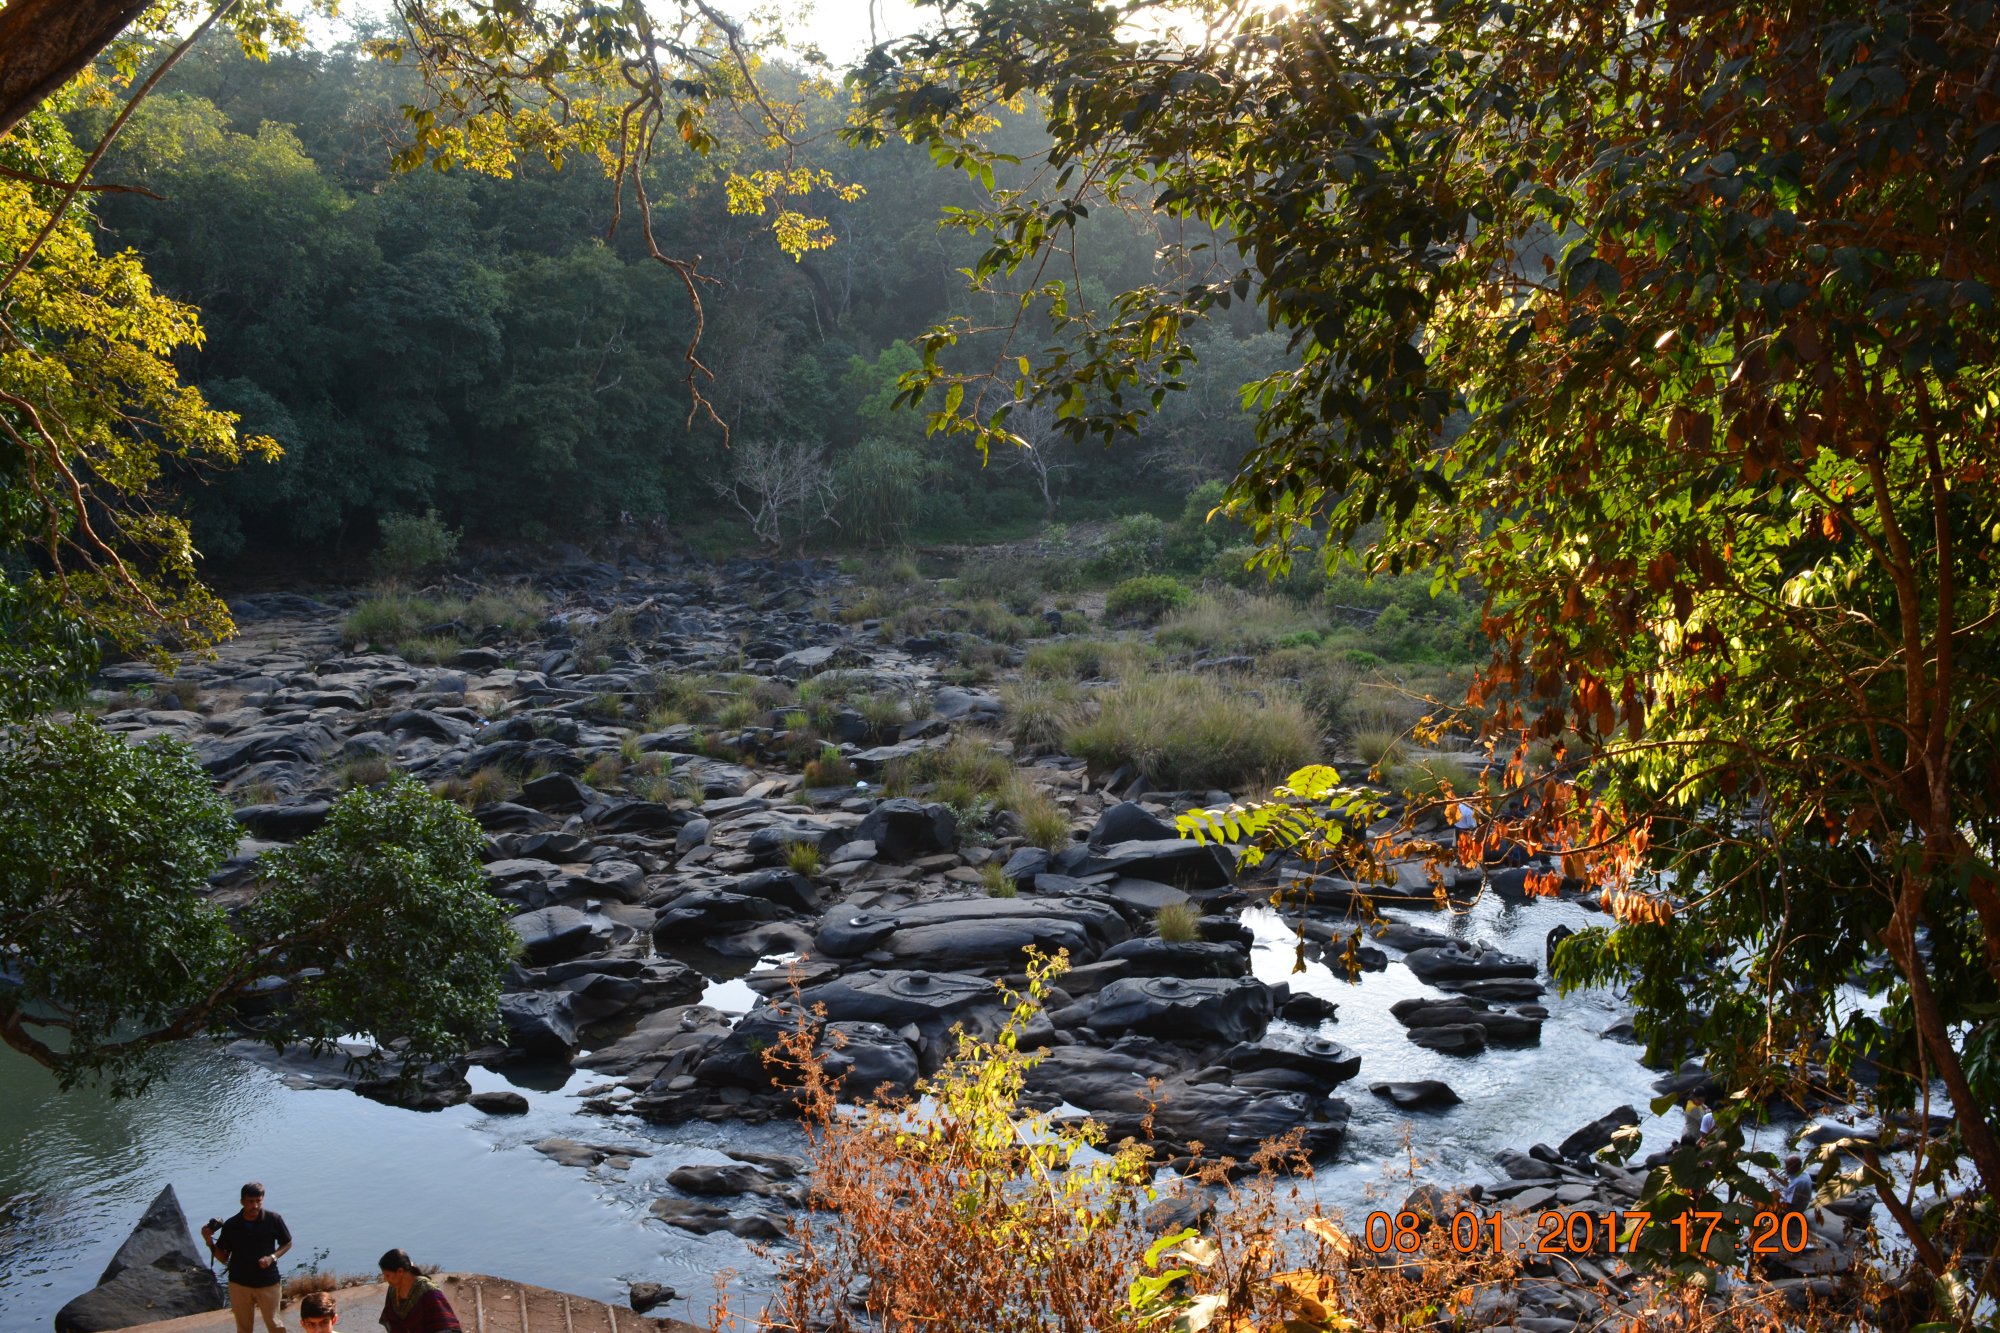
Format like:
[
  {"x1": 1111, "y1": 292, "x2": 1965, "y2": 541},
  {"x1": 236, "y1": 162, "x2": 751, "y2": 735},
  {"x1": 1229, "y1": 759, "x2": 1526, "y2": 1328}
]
[{"x1": 1357, "y1": 1208, "x2": 1814, "y2": 1257}]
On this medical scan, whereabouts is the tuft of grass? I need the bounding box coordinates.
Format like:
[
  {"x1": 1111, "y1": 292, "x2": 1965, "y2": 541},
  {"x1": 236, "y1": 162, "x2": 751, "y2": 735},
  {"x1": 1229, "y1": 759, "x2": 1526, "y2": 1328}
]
[
  {"x1": 981, "y1": 862, "x2": 1017, "y2": 897},
  {"x1": 338, "y1": 755, "x2": 392, "y2": 789},
  {"x1": 463, "y1": 584, "x2": 548, "y2": 635},
  {"x1": 1157, "y1": 591, "x2": 1322, "y2": 654},
  {"x1": 1021, "y1": 803, "x2": 1072, "y2": 852},
  {"x1": 632, "y1": 772, "x2": 676, "y2": 805},
  {"x1": 620, "y1": 733, "x2": 643, "y2": 764},
  {"x1": 787, "y1": 841, "x2": 824, "y2": 876},
  {"x1": 464, "y1": 766, "x2": 515, "y2": 806},
  {"x1": 1352, "y1": 728, "x2": 1405, "y2": 768},
  {"x1": 884, "y1": 737, "x2": 1013, "y2": 801},
  {"x1": 583, "y1": 754, "x2": 625, "y2": 789},
  {"x1": 716, "y1": 695, "x2": 761, "y2": 730},
  {"x1": 804, "y1": 744, "x2": 858, "y2": 788},
  {"x1": 1388, "y1": 754, "x2": 1464, "y2": 800},
  {"x1": 1023, "y1": 638, "x2": 1156, "y2": 682},
  {"x1": 1065, "y1": 671, "x2": 1319, "y2": 792},
  {"x1": 1001, "y1": 678, "x2": 1083, "y2": 753},
  {"x1": 858, "y1": 691, "x2": 909, "y2": 731},
  {"x1": 1155, "y1": 900, "x2": 1202, "y2": 944},
  {"x1": 399, "y1": 634, "x2": 463, "y2": 665}
]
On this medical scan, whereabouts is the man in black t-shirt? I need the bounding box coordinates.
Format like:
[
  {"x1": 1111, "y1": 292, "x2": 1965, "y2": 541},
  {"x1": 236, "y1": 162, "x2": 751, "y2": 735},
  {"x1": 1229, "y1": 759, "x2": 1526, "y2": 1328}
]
[{"x1": 201, "y1": 1181, "x2": 293, "y2": 1333}]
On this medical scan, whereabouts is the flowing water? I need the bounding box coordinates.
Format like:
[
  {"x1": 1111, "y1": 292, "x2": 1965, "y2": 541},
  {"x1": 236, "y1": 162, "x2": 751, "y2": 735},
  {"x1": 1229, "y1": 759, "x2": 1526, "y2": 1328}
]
[{"x1": 0, "y1": 893, "x2": 1710, "y2": 1330}]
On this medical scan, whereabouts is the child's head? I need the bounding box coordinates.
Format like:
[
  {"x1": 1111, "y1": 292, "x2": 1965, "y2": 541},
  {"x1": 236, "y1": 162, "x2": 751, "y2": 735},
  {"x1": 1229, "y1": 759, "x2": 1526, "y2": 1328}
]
[
  {"x1": 299, "y1": 1290, "x2": 337, "y2": 1332},
  {"x1": 1785, "y1": 1153, "x2": 1803, "y2": 1174}
]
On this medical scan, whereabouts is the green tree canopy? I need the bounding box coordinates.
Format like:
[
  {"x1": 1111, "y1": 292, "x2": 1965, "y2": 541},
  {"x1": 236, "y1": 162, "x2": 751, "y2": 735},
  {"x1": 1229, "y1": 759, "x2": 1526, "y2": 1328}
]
[{"x1": 0, "y1": 732, "x2": 513, "y2": 1095}]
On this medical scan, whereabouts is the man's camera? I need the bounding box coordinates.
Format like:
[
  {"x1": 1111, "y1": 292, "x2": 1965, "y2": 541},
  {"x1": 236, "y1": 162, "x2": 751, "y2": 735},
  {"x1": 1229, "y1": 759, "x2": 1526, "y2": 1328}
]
[{"x1": 205, "y1": 1218, "x2": 223, "y2": 1231}]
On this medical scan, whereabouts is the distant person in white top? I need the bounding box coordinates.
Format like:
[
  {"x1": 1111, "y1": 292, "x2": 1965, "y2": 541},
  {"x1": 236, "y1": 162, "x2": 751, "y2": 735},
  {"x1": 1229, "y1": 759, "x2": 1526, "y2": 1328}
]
[{"x1": 1453, "y1": 798, "x2": 1477, "y2": 834}]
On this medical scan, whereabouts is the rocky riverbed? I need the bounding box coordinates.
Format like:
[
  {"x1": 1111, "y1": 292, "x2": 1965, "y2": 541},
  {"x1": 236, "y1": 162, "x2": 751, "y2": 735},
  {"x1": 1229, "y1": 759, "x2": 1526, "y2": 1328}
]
[{"x1": 76, "y1": 549, "x2": 1893, "y2": 1327}]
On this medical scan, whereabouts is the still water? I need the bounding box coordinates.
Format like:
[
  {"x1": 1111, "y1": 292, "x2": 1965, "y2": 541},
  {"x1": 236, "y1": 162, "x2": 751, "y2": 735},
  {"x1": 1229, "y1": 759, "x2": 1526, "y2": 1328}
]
[
  {"x1": 0, "y1": 1042, "x2": 790, "y2": 1331},
  {"x1": 3, "y1": 891, "x2": 1686, "y2": 1331}
]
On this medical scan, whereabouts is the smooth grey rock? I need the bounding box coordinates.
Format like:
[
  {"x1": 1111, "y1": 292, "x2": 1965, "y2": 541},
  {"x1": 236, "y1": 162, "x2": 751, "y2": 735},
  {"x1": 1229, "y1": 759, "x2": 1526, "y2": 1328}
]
[
  {"x1": 816, "y1": 894, "x2": 1129, "y2": 968},
  {"x1": 1390, "y1": 996, "x2": 1542, "y2": 1045},
  {"x1": 590, "y1": 799, "x2": 684, "y2": 836},
  {"x1": 1023, "y1": 1043, "x2": 1349, "y2": 1164},
  {"x1": 1079, "y1": 839, "x2": 1235, "y2": 891},
  {"x1": 1088, "y1": 976, "x2": 1274, "y2": 1046},
  {"x1": 1087, "y1": 802, "x2": 1179, "y2": 847},
  {"x1": 1558, "y1": 1105, "x2": 1640, "y2": 1160},
  {"x1": 231, "y1": 800, "x2": 332, "y2": 840},
  {"x1": 667, "y1": 1164, "x2": 802, "y2": 1202},
  {"x1": 1370, "y1": 1081, "x2": 1462, "y2": 1111},
  {"x1": 1099, "y1": 938, "x2": 1249, "y2": 979},
  {"x1": 508, "y1": 906, "x2": 599, "y2": 965},
  {"x1": 648, "y1": 1198, "x2": 787, "y2": 1240},
  {"x1": 1406, "y1": 1023, "x2": 1486, "y2": 1054},
  {"x1": 853, "y1": 798, "x2": 959, "y2": 862},
  {"x1": 499, "y1": 990, "x2": 580, "y2": 1056},
  {"x1": 1402, "y1": 940, "x2": 1539, "y2": 983},
  {"x1": 730, "y1": 867, "x2": 820, "y2": 912},
  {"x1": 582, "y1": 858, "x2": 647, "y2": 902},
  {"x1": 628, "y1": 1281, "x2": 676, "y2": 1314},
  {"x1": 469, "y1": 1089, "x2": 531, "y2": 1114},
  {"x1": 519, "y1": 771, "x2": 598, "y2": 812},
  {"x1": 651, "y1": 891, "x2": 787, "y2": 942}
]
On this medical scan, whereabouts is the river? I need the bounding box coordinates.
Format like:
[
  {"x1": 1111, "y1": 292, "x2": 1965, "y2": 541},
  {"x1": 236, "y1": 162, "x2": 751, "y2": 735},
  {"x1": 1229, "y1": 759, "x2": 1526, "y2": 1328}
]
[{"x1": 2, "y1": 890, "x2": 1717, "y2": 1331}]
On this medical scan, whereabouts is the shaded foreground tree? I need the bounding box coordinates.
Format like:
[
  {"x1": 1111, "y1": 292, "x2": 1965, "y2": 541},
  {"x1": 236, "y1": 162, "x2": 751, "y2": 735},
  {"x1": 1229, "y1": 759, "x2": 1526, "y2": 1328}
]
[
  {"x1": 0, "y1": 737, "x2": 513, "y2": 1095},
  {"x1": 852, "y1": 0, "x2": 2000, "y2": 1287}
]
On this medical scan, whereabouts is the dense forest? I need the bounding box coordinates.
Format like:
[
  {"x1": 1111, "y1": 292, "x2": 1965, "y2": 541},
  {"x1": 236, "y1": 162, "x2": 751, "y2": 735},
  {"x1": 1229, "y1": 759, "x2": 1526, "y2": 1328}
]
[{"x1": 81, "y1": 30, "x2": 1283, "y2": 565}]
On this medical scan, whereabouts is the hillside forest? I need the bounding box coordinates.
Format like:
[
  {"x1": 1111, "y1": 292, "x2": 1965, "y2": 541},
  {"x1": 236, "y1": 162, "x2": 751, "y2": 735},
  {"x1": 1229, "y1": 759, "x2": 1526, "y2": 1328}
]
[{"x1": 73, "y1": 29, "x2": 1291, "y2": 565}]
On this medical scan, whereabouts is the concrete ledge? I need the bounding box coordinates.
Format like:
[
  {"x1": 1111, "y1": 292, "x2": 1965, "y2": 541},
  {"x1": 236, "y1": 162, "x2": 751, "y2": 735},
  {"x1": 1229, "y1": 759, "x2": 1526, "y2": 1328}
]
[{"x1": 101, "y1": 1275, "x2": 702, "y2": 1333}]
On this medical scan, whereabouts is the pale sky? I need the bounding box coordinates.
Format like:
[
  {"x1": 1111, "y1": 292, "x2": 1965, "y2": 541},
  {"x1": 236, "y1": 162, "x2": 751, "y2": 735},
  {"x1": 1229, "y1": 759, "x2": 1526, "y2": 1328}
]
[{"x1": 320, "y1": 0, "x2": 931, "y2": 66}]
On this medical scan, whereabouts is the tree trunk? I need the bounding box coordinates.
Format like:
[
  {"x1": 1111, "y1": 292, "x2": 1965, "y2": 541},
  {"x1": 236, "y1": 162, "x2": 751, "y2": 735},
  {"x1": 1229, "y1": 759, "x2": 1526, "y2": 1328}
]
[{"x1": 0, "y1": 0, "x2": 157, "y2": 142}]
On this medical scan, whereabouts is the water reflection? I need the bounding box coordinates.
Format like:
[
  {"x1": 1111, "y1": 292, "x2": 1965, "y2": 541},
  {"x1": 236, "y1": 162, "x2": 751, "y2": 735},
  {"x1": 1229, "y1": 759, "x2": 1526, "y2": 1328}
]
[{"x1": 0, "y1": 1042, "x2": 786, "y2": 1331}]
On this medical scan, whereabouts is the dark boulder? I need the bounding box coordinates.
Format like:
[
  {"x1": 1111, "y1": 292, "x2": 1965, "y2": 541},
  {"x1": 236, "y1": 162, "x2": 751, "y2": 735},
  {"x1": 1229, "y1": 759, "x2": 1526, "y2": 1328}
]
[
  {"x1": 508, "y1": 906, "x2": 600, "y2": 965},
  {"x1": 470, "y1": 1090, "x2": 531, "y2": 1114},
  {"x1": 651, "y1": 891, "x2": 786, "y2": 943},
  {"x1": 499, "y1": 990, "x2": 581, "y2": 1056},
  {"x1": 1370, "y1": 1081, "x2": 1463, "y2": 1111},
  {"x1": 816, "y1": 895, "x2": 1129, "y2": 968},
  {"x1": 1558, "y1": 1105, "x2": 1640, "y2": 1161},
  {"x1": 1407, "y1": 1024, "x2": 1487, "y2": 1055},
  {"x1": 1088, "y1": 976, "x2": 1274, "y2": 1047},
  {"x1": 853, "y1": 798, "x2": 959, "y2": 862},
  {"x1": 232, "y1": 800, "x2": 332, "y2": 840},
  {"x1": 591, "y1": 800, "x2": 685, "y2": 837},
  {"x1": 730, "y1": 867, "x2": 820, "y2": 913},
  {"x1": 1087, "y1": 802, "x2": 1180, "y2": 848},
  {"x1": 1079, "y1": 839, "x2": 1235, "y2": 891},
  {"x1": 519, "y1": 771, "x2": 598, "y2": 813},
  {"x1": 54, "y1": 1186, "x2": 224, "y2": 1332},
  {"x1": 1391, "y1": 996, "x2": 1543, "y2": 1046},
  {"x1": 1099, "y1": 938, "x2": 1250, "y2": 979},
  {"x1": 1401, "y1": 940, "x2": 1539, "y2": 983}
]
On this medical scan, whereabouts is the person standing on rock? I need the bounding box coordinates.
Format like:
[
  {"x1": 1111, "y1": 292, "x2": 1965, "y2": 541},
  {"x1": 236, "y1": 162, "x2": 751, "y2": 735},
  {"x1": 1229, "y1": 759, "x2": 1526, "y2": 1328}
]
[
  {"x1": 377, "y1": 1249, "x2": 462, "y2": 1333},
  {"x1": 202, "y1": 1182, "x2": 293, "y2": 1333}
]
